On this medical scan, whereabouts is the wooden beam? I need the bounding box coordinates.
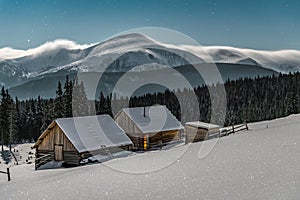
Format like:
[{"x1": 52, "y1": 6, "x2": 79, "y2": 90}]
[
  {"x1": 7, "y1": 168, "x2": 10, "y2": 181},
  {"x1": 0, "y1": 168, "x2": 11, "y2": 181}
]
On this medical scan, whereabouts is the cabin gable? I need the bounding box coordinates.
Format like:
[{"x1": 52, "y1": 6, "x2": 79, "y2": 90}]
[
  {"x1": 115, "y1": 110, "x2": 143, "y2": 136},
  {"x1": 115, "y1": 107, "x2": 183, "y2": 150},
  {"x1": 37, "y1": 123, "x2": 77, "y2": 152}
]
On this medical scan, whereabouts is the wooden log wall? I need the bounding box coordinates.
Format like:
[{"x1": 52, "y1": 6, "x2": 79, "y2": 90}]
[
  {"x1": 38, "y1": 131, "x2": 55, "y2": 151},
  {"x1": 185, "y1": 126, "x2": 221, "y2": 143},
  {"x1": 148, "y1": 130, "x2": 180, "y2": 149},
  {"x1": 185, "y1": 126, "x2": 208, "y2": 143},
  {"x1": 127, "y1": 134, "x2": 145, "y2": 151},
  {"x1": 63, "y1": 151, "x2": 81, "y2": 166},
  {"x1": 115, "y1": 111, "x2": 143, "y2": 134}
]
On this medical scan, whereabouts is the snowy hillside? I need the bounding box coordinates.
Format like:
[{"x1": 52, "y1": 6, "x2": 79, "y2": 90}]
[
  {"x1": 1, "y1": 114, "x2": 299, "y2": 199},
  {"x1": 0, "y1": 40, "x2": 96, "y2": 88},
  {"x1": 1, "y1": 33, "x2": 300, "y2": 89},
  {"x1": 0, "y1": 143, "x2": 35, "y2": 171},
  {"x1": 0, "y1": 59, "x2": 29, "y2": 87}
]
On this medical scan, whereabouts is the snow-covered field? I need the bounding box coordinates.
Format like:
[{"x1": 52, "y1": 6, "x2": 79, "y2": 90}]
[
  {"x1": 0, "y1": 115, "x2": 299, "y2": 200},
  {"x1": 0, "y1": 143, "x2": 35, "y2": 167}
]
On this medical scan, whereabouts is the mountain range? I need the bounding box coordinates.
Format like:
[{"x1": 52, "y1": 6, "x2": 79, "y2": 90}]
[{"x1": 1, "y1": 33, "x2": 300, "y2": 99}]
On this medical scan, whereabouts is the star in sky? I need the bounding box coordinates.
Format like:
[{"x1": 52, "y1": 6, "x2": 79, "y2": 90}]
[{"x1": 0, "y1": 0, "x2": 299, "y2": 50}]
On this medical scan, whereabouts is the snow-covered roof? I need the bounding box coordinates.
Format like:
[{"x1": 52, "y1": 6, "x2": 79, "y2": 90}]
[
  {"x1": 34, "y1": 115, "x2": 132, "y2": 153},
  {"x1": 185, "y1": 121, "x2": 220, "y2": 129},
  {"x1": 122, "y1": 105, "x2": 184, "y2": 134}
]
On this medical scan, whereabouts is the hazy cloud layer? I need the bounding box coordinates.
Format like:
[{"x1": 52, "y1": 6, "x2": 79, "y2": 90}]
[{"x1": 0, "y1": 39, "x2": 96, "y2": 59}]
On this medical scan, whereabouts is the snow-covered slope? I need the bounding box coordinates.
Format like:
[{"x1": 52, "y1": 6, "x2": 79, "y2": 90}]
[
  {"x1": 0, "y1": 143, "x2": 35, "y2": 166},
  {"x1": 1, "y1": 114, "x2": 299, "y2": 199},
  {"x1": 16, "y1": 47, "x2": 90, "y2": 75},
  {"x1": 13, "y1": 40, "x2": 96, "y2": 75},
  {"x1": 0, "y1": 40, "x2": 96, "y2": 87},
  {"x1": 1, "y1": 33, "x2": 300, "y2": 89},
  {"x1": 0, "y1": 59, "x2": 29, "y2": 87}
]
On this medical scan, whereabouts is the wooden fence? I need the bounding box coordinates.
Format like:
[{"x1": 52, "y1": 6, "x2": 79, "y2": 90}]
[
  {"x1": 35, "y1": 153, "x2": 54, "y2": 170},
  {"x1": 0, "y1": 168, "x2": 11, "y2": 181},
  {"x1": 221, "y1": 123, "x2": 249, "y2": 136}
]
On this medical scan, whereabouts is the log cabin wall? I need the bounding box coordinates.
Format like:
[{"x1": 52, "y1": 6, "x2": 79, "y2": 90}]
[
  {"x1": 185, "y1": 125, "x2": 209, "y2": 143},
  {"x1": 115, "y1": 111, "x2": 143, "y2": 134},
  {"x1": 208, "y1": 127, "x2": 220, "y2": 135},
  {"x1": 54, "y1": 125, "x2": 63, "y2": 146},
  {"x1": 62, "y1": 130, "x2": 80, "y2": 166},
  {"x1": 115, "y1": 111, "x2": 144, "y2": 150},
  {"x1": 126, "y1": 134, "x2": 145, "y2": 151},
  {"x1": 148, "y1": 130, "x2": 180, "y2": 149},
  {"x1": 35, "y1": 123, "x2": 56, "y2": 168},
  {"x1": 37, "y1": 130, "x2": 55, "y2": 151}
]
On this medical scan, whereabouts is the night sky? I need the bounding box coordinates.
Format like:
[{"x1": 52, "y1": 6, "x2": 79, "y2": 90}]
[{"x1": 0, "y1": 0, "x2": 299, "y2": 50}]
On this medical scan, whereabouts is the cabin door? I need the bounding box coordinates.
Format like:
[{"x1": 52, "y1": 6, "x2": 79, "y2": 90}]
[
  {"x1": 54, "y1": 127, "x2": 64, "y2": 161},
  {"x1": 55, "y1": 145, "x2": 63, "y2": 161}
]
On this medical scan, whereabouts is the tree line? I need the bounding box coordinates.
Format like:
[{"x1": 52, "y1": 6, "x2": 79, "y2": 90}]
[
  {"x1": 129, "y1": 72, "x2": 300, "y2": 125},
  {"x1": 0, "y1": 75, "x2": 113, "y2": 146},
  {"x1": 0, "y1": 72, "x2": 299, "y2": 146}
]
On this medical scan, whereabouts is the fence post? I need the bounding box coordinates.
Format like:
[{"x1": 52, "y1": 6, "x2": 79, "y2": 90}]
[
  {"x1": 232, "y1": 125, "x2": 235, "y2": 134},
  {"x1": 7, "y1": 168, "x2": 10, "y2": 181},
  {"x1": 246, "y1": 123, "x2": 249, "y2": 130}
]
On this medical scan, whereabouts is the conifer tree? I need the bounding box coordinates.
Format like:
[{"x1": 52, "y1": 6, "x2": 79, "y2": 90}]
[
  {"x1": 0, "y1": 88, "x2": 15, "y2": 149},
  {"x1": 8, "y1": 99, "x2": 18, "y2": 151},
  {"x1": 98, "y1": 92, "x2": 111, "y2": 115},
  {"x1": 0, "y1": 88, "x2": 11, "y2": 148},
  {"x1": 54, "y1": 81, "x2": 64, "y2": 118},
  {"x1": 63, "y1": 75, "x2": 73, "y2": 117},
  {"x1": 34, "y1": 96, "x2": 44, "y2": 139},
  {"x1": 72, "y1": 77, "x2": 89, "y2": 117},
  {"x1": 286, "y1": 79, "x2": 298, "y2": 115},
  {"x1": 41, "y1": 99, "x2": 55, "y2": 132},
  {"x1": 14, "y1": 97, "x2": 22, "y2": 143}
]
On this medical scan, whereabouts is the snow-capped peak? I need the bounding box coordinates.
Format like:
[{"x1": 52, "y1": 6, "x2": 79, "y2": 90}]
[{"x1": 1, "y1": 33, "x2": 300, "y2": 89}]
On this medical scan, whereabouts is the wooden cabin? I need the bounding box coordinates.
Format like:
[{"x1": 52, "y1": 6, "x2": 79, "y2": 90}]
[
  {"x1": 185, "y1": 121, "x2": 220, "y2": 143},
  {"x1": 33, "y1": 115, "x2": 132, "y2": 169},
  {"x1": 114, "y1": 105, "x2": 184, "y2": 150}
]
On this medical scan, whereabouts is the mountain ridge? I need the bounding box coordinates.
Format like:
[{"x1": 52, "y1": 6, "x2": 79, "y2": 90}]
[
  {"x1": 0, "y1": 33, "x2": 299, "y2": 98},
  {"x1": 1, "y1": 33, "x2": 300, "y2": 80}
]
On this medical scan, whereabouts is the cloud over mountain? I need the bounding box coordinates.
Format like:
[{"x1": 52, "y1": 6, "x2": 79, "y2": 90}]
[{"x1": 0, "y1": 39, "x2": 96, "y2": 59}]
